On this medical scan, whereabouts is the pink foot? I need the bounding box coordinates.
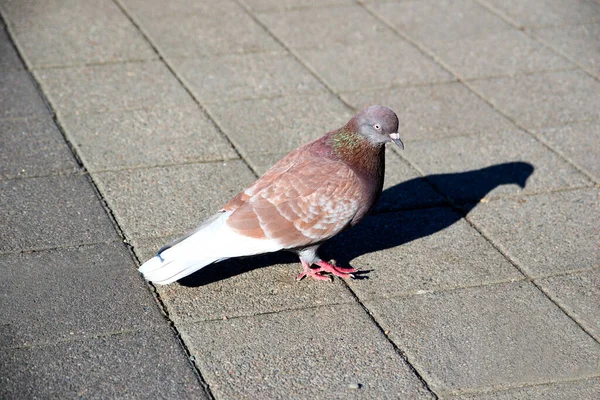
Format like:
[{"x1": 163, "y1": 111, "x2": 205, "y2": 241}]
[{"x1": 296, "y1": 259, "x2": 357, "y2": 281}]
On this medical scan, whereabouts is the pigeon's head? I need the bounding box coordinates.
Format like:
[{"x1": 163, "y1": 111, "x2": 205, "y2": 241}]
[{"x1": 354, "y1": 105, "x2": 403, "y2": 149}]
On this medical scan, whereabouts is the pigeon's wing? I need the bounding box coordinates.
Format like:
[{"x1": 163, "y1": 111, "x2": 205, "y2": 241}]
[{"x1": 223, "y1": 150, "x2": 363, "y2": 248}]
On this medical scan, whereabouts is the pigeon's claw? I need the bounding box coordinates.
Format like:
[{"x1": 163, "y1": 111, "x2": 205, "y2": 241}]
[
  {"x1": 297, "y1": 259, "x2": 332, "y2": 281},
  {"x1": 296, "y1": 259, "x2": 357, "y2": 281},
  {"x1": 315, "y1": 260, "x2": 357, "y2": 279}
]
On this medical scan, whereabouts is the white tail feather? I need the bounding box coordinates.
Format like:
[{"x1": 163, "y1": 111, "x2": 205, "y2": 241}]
[{"x1": 139, "y1": 211, "x2": 282, "y2": 285}]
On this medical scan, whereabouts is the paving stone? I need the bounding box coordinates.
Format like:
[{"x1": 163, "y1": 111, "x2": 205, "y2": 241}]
[
  {"x1": 0, "y1": 27, "x2": 22, "y2": 71},
  {"x1": 0, "y1": 70, "x2": 48, "y2": 119},
  {"x1": 0, "y1": 328, "x2": 206, "y2": 399},
  {"x1": 94, "y1": 161, "x2": 256, "y2": 238},
  {"x1": 342, "y1": 82, "x2": 514, "y2": 141},
  {"x1": 1, "y1": 0, "x2": 156, "y2": 68},
  {"x1": 205, "y1": 93, "x2": 352, "y2": 156},
  {"x1": 536, "y1": 269, "x2": 600, "y2": 341},
  {"x1": 451, "y1": 378, "x2": 600, "y2": 399},
  {"x1": 122, "y1": 0, "x2": 281, "y2": 58},
  {"x1": 173, "y1": 52, "x2": 326, "y2": 103},
  {"x1": 324, "y1": 208, "x2": 523, "y2": 301},
  {"x1": 427, "y1": 30, "x2": 574, "y2": 79},
  {"x1": 61, "y1": 106, "x2": 237, "y2": 171},
  {"x1": 133, "y1": 236, "x2": 356, "y2": 323},
  {"x1": 34, "y1": 61, "x2": 194, "y2": 115},
  {"x1": 0, "y1": 243, "x2": 166, "y2": 348},
  {"x1": 403, "y1": 130, "x2": 591, "y2": 202},
  {"x1": 180, "y1": 304, "x2": 432, "y2": 399},
  {"x1": 480, "y1": 0, "x2": 600, "y2": 28},
  {"x1": 241, "y1": 0, "x2": 353, "y2": 11},
  {"x1": 468, "y1": 70, "x2": 600, "y2": 129},
  {"x1": 534, "y1": 23, "x2": 600, "y2": 79},
  {"x1": 0, "y1": 116, "x2": 79, "y2": 180},
  {"x1": 298, "y1": 40, "x2": 454, "y2": 92},
  {"x1": 0, "y1": 174, "x2": 119, "y2": 253},
  {"x1": 367, "y1": 0, "x2": 512, "y2": 44},
  {"x1": 531, "y1": 121, "x2": 600, "y2": 183},
  {"x1": 467, "y1": 189, "x2": 599, "y2": 276},
  {"x1": 257, "y1": 4, "x2": 397, "y2": 48},
  {"x1": 365, "y1": 281, "x2": 600, "y2": 394}
]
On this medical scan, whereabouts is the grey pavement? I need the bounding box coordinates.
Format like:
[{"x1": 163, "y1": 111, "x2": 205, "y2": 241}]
[{"x1": 1, "y1": 0, "x2": 599, "y2": 399}]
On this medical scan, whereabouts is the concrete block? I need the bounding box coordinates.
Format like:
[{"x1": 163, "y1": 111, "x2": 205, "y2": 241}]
[
  {"x1": 324, "y1": 208, "x2": 522, "y2": 300},
  {"x1": 536, "y1": 268, "x2": 600, "y2": 341},
  {"x1": 451, "y1": 377, "x2": 599, "y2": 399},
  {"x1": 133, "y1": 236, "x2": 356, "y2": 323},
  {"x1": 365, "y1": 282, "x2": 600, "y2": 394},
  {"x1": 94, "y1": 161, "x2": 257, "y2": 238},
  {"x1": 0, "y1": 243, "x2": 166, "y2": 348},
  {"x1": 0, "y1": 328, "x2": 206, "y2": 399},
  {"x1": 205, "y1": 93, "x2": 352, "y2": 156},
  {"x1": 0, "y1": 174, "x2": 119, "y2": 252},
  {"x1": 467, "y1": 189, "x2": 599, "y2": 276},
  {"x1": 0, "y1": 116, "x2": 78, "y2": 180},
  {"x1": 0, "y1": 27, "x2": 22, "y2": 71},
  {"x1": 122, "y1": 0, "x2": 281, "y2": 58},
  {"x1": 342, "y1": 82, "x2": 514, "y2": 142},
  {"x1": 534, "y1": 23, "x2": 600, "y2": 79},
  {"x1": 241, "y1": 0, "x2": 353, "y2": 12},
  {"x1": 2, "y1": 0, "x2": 156, "y2": 67},
  {"x1": 532, "y1": 121, "x2": 600, "y2": 183},
  {"x1": 468, "y1": 70, "x2": 600, "y2": 129},
  {"x1": 173, "y1": 52, "x2": 326, "y2": 103},
  {"x1": 480, "y1": 0, "x2": 600, "y2": 28},
  {"x1": 402, "y1": 130, "x2": 592, "y2": 202},
  {"x1": 34, "y1": 61, "x2": 194, "y2": 115},
  {"x1": 428, "y1": 30, "x2": 574, "y2": 79},
  {"x1": 61, "y1": 106, "x2": 237, "y2": 171},
  {"x1": 298, "y1": 39, "x2": 454, "y2": 92},
  {"x1": 368, "y1": 0, "x2": 511, "y2": 44},
  {"x1": 257, "y1": 4, "x2": 396, "y2": 48},
  {"x1": 0, "y1": 70, "x2": 48, "y2": 118},
  {"x1": 180, "y1": 304, "x2": 432, "y2": 399}
]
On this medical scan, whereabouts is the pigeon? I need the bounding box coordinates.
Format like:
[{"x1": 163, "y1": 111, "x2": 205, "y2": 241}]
[{"x1": 139, "y1": 105, "x2": 404, "y2": 284}]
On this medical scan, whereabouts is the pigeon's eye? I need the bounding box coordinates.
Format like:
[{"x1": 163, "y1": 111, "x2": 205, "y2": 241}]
[{"x1": 373, "y1": 123, "x2": 381, "y2": 130}]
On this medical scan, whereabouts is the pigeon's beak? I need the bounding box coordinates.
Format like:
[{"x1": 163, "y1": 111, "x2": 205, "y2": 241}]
[{"x1": 389, "y1": 133, "x2": 404, "y2": 150}]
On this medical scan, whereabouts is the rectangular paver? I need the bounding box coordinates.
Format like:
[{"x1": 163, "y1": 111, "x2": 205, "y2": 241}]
[
  {"x1": 0, "y1": 174, "x2": 119, "y2": 252},
  {"x1": 61, "y1": 106, "x2": 237, "y2": 171},
  {"x1": 323, "y1": 208, "x2": 522, "y2": 300},
  {"x1": 298, "y1": 39, "x2": 454, "y2": 92},
  {"x1": 173, "y1": 52, "x2": 326, "y2": 103},
  {"x1": 0, "y1": 70, "x2": 48, "y2": 119},
  {"x1": 0, "y1": 116, "x2": 79, "y2": 180},
  {"x1": 531, "y1": 121, "x2": 600, "y2": 183},
  {"x1": 94, "y1": 161, "x2": 257, "y2": 238},
  {"x1": 122, "y1": 0, "x2": 281, "y2": 58},
  {"x1": 34, "y1": 61, "x2": 194, "y2": 115},
  {"x1": 467, "y1": 188, "x2": 599, "y2": 276},
  {"x1": 367, "y1": 0, "x2": 512, "y2": 44},
  {"x1": 427, "y1": 30, "x2": 574, "y2": 79},
  {"x1": 0, "y1": 328, "x2": 206, "y2": 399},
  {"x1": 467, "y1": 70, "x2": 600, "y2": 129},
  {"x1": 257, "y1": 4, "x2": 397, "y2": 48},
  {"x1": 180, "y1": 304, "x2": 432, "y2": 399},
  {"x1": 403, "y1": 130, "x2": 592, "y2": 202},
  {"x1": 205, "y1": 93, "x2": 353, "y2": 156},
  {"x1": 480, "y1": 0, "x2": 600, "y2": 28},
  {"x1": 342, "y1": 82, "x2": 514, "y2": 142},
  {"x1": 365, "y1": 281, "x2": 600, "y2": 395},
  {"x1": 536, "y1": 268, "x2": 600, "y2": 341},
  {"x1": 1, "y1": 0, "x2": 156, "y2": 68},
  {"x1": 0, "y1": 243, "x2": 165, "y2": 348}
]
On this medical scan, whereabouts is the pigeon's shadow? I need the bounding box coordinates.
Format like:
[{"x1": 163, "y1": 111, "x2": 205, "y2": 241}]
[{"x1": 179, "y1": 161, "x2": 534, "y2": 287}]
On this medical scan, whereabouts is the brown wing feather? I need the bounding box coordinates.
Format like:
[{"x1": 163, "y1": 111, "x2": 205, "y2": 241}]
[{"x1": 223, "y1": 148, "x2": 363, "y2": 248}]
